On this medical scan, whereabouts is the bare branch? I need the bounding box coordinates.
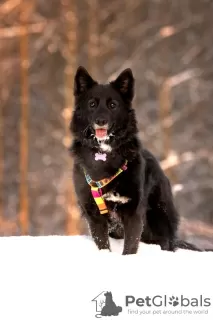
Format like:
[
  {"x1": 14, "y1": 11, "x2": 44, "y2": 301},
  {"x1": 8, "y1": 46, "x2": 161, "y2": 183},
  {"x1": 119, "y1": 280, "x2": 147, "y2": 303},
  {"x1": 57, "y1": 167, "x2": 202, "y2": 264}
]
[
  {"x1": 19, "y1": 0, "x2": 32, "y2": 235},
  {"x1": 62, "y1": 0, "x2": 80, "y2": 236},
  {"x1": 0, "y1": 0, "x2": 21, "y2": 15},
  {"x1": 180, "y1": 217, "x2": 213, "y2": 239},
  {"x1": 160, "y1": 149, "x2": 213, "y2": 171},
  {"x1": 99, "y1": 300, "x2": 105, "y2": 308},
  {"x1": 0, "y1": 21, "x2": 47, "y2": 39},
  {"x1": 0, "y1": 91, "x2": 3, "y2": 218},
  {"x1": 166, "y1": 69, "x2": 202, "y2": 88}
]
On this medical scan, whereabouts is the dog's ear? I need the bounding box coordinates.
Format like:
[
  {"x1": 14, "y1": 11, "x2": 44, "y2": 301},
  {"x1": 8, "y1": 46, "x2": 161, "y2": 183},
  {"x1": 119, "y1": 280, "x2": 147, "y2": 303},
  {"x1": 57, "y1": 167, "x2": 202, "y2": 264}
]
[
  {"x1": 110, "y1": 68, "x2": 134, "y2": 102},
  {"x1": 74, "y1": 66, "x2": 97, "y2": 96}
]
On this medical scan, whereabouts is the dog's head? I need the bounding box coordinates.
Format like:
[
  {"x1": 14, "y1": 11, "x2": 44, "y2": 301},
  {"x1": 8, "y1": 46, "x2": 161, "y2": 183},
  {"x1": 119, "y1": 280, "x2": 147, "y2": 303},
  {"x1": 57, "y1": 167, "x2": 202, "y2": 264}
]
[
  {"x1": 70, "y1": 66, "x2": 137, "y2": 149},
  {"x1": 104, "y1": 291, "x2": 112, "y2": 298}
]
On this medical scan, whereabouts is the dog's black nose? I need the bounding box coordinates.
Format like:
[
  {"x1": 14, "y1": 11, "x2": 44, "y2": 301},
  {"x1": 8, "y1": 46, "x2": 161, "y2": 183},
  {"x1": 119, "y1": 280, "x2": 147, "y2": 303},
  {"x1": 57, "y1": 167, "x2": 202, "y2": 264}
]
[{"x1": 95, "y1": 118, "x2": 108, "y2": 126}]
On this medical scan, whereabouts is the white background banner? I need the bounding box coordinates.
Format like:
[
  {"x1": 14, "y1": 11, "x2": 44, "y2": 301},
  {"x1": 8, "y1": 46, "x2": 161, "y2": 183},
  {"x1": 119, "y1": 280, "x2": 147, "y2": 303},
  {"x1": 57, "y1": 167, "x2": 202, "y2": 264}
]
[{"x1": 0, "y1": 236, "x2": 212, "y2": 320}]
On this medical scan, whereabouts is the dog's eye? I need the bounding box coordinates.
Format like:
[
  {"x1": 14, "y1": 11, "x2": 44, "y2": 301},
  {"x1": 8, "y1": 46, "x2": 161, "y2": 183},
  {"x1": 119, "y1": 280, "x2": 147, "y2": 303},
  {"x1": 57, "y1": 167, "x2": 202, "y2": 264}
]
[
  {"x1": 89, "y1": 100, "x2": 96, "y2": 108},
  {"x1": 109, "y1": 101, "x2": 117, "y2": 109}
]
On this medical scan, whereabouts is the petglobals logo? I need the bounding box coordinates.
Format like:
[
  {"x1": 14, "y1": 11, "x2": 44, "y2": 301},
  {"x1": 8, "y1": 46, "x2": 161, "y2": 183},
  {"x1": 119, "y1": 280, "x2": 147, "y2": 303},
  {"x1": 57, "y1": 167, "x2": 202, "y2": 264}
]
[
  {"x1": 125, "y1": 294, "x2": 211, "y2": 308},
  {"x1": 91, "y1": 292, "x2": 212, "y2": 317},
  {"x1": 126, "y1": 294, "x2": 212, "y2": 316}
]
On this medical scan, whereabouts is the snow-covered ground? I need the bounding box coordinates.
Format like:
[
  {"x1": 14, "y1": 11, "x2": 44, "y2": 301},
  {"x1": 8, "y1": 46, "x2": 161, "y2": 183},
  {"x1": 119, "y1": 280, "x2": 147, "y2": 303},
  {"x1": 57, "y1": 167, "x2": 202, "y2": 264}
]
[{"x1": 0, "y1": 235, "x2": 212, "y2": 320}]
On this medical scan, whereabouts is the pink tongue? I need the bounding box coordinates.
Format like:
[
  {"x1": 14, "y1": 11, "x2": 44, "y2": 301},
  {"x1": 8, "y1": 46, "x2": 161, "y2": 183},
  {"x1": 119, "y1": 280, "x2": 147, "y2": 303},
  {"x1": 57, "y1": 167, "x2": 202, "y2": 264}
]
[{"x1": 95, "y1": 129, "x2": 107, "y2": 138}]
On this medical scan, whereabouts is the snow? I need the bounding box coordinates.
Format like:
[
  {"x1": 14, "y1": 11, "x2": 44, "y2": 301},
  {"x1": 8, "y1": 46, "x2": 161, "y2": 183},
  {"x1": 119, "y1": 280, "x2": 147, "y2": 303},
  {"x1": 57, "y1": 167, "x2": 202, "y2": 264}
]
[{"x1": 0, "y1": 235, "x2": 212, "y2": 320}]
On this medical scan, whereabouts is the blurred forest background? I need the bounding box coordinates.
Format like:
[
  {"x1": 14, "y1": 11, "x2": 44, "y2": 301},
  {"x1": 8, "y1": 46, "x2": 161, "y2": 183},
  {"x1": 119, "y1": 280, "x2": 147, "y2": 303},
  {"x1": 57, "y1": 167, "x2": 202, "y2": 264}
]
[{"x1": 0, "y1": 0, "x2": 213, "y2": 249}]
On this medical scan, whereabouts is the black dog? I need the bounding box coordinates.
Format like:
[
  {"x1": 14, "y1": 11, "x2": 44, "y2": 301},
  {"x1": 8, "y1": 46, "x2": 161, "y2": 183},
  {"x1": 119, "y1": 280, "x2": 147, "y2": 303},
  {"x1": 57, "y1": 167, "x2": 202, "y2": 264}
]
[
  {"x1": 101, "y1": 292, "x2": 122, "y2": 316},
  {"x1": 70, "y1": 66, "x2": 211, "y2": 254}
]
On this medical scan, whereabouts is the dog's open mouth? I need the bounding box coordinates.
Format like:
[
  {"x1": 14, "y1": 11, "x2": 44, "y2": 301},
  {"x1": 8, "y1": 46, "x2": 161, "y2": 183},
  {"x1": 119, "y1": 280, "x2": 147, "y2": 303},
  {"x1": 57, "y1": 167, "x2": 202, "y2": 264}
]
[
  {"x1": 95, "y1": 128, "x2": 108, "y2": 139},
  {"x1": 93, "y1": 123, "x2": 109, "y2": 140}
]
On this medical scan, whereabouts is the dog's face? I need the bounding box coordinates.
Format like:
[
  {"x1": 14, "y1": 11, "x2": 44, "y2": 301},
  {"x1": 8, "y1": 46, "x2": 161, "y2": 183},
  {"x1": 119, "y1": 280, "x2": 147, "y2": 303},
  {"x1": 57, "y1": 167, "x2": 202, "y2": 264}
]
[{"x1": 70, "y1": 66, "x2": 137, "y2": 149}]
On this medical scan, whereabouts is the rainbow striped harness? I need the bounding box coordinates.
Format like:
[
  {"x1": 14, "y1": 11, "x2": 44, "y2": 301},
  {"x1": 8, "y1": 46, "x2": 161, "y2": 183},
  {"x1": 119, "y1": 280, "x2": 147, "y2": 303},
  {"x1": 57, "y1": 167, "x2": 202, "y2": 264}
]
[{"x1": 84, "y1": 160, "x2": 128, "y2": 214}]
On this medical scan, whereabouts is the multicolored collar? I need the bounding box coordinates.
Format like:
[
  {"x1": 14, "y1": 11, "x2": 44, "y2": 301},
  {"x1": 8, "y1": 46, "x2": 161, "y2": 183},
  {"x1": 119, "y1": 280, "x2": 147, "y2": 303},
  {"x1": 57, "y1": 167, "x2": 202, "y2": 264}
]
[{"x1": 84, "y1": 160, "x2": 128, "y2": 214}]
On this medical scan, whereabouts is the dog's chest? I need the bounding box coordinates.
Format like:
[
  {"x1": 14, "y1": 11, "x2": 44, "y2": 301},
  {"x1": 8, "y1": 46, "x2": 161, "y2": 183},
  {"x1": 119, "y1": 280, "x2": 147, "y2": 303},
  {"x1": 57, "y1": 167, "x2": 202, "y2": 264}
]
[{"x1": 103, "y1": 192, "x2": 130, "y2": 204}]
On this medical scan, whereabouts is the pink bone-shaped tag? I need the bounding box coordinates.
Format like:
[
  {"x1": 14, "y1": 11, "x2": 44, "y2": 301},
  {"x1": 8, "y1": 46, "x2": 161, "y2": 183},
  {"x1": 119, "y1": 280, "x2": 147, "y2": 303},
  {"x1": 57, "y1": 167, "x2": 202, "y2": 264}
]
[{"x1": 95, "y1": 153, "x2": 107, "y2": 161}]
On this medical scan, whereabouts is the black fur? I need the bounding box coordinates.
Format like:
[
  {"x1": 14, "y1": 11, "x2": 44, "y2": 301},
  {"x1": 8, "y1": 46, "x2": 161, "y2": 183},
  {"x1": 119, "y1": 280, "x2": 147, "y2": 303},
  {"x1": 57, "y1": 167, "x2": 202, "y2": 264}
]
[{"x1": 70, "y1": 66, "x2": 211, "y2": 255}]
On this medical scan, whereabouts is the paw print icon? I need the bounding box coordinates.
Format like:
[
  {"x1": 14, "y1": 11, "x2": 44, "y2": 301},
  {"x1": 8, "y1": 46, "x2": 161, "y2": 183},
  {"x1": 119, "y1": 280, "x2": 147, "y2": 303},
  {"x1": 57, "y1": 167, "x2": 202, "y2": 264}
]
[{"x1": 169, "y1": 296, "x2": 179, "y2": 307}]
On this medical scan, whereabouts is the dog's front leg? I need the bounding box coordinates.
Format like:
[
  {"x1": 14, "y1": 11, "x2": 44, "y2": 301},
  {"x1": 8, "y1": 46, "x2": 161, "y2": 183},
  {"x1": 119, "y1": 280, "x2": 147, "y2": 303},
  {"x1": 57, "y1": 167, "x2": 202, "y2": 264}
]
[
  {"x1": 121, "y1": 205, "x2": 144, "y2": 255},
  {"x1": 86, "y1": 214, "x2": 110, "y2": 251}
]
